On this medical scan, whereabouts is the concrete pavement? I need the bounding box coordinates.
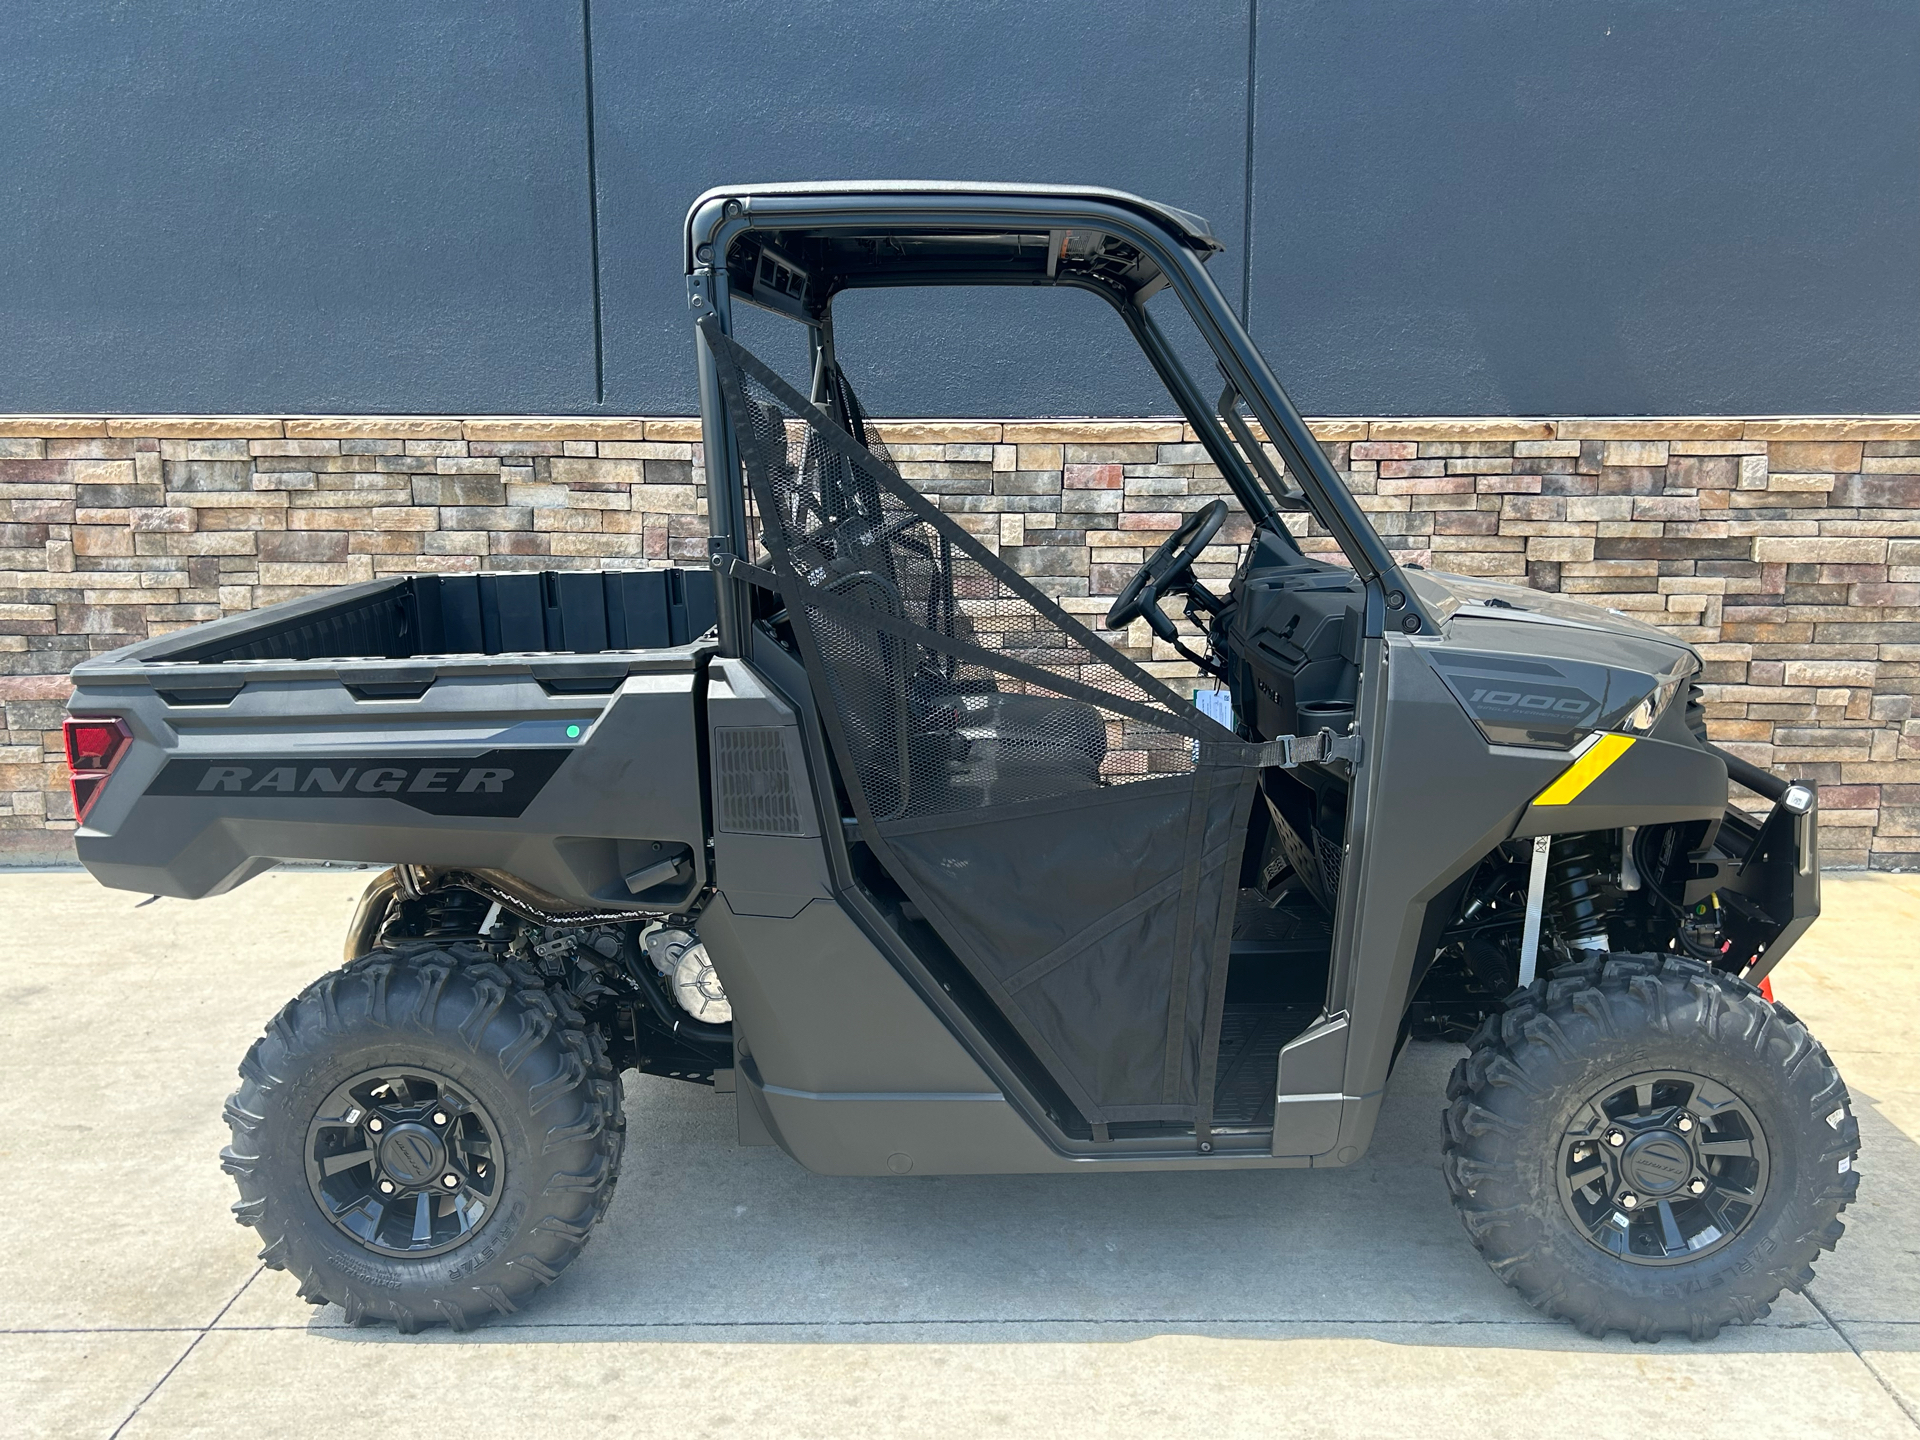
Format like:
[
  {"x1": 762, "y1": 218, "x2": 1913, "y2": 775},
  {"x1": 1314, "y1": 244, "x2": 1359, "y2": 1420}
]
[{"x1": 0, "y1": 868, "x2": 1915, "y2": 1438}]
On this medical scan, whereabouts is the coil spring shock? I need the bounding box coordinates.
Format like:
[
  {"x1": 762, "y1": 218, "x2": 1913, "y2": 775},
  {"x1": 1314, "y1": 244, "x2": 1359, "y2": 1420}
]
[
  {"x1": 417, "y1": 886, "x2": 495, "y2": 941},
  {"x1": 1546, "y1": 832, "x2": 1620, "y2": 953}
]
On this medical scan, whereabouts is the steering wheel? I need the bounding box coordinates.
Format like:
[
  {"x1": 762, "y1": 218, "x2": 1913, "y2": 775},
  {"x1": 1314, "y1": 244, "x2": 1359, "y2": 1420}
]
[{"x1": 1104, "y1": 499, "x2": 1228, "y2": 641}]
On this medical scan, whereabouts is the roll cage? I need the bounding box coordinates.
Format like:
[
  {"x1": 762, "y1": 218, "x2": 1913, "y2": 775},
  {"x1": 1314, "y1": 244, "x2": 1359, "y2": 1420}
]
[{"x1": 684, "y1": 182, "x2": 1437, "y2": 656}]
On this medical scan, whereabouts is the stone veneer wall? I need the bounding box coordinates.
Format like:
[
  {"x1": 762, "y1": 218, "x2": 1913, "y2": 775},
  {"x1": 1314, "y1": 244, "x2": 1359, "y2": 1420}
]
[{"x1": 1, "y1": 413, "x2": 1917, "y2": 868}]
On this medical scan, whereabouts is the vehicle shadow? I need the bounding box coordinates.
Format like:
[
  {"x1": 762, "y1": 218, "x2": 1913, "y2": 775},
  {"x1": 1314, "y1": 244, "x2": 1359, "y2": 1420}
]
[{"x1": 291, "y1": 1041, "x2": 1916, "y2": 1354}]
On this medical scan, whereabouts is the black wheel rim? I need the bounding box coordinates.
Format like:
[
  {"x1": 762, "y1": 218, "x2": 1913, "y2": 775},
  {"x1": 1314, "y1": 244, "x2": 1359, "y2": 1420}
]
[
  {"x1": 1556, "y1": 1069, "x2": 1771, "y2": 1266},
  {"x1": 304, "y1": 1067, "x2": 503, "y2": 1258}
]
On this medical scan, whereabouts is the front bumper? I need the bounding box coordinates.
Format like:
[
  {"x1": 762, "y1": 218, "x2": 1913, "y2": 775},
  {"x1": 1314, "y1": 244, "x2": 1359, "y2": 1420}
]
[{"x1": 1689, "y1": 783, "x2": 1820, "y2": 982}]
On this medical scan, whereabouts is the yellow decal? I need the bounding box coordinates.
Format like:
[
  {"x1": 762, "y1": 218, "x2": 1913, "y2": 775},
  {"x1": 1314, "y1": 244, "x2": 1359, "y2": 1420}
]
[{"x1": 1532, "y1": 733, "x2": 1636, "y2": 806}]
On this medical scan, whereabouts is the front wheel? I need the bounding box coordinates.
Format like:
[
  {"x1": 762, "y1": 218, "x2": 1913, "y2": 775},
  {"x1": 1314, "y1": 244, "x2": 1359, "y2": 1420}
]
[
  {"x1": 1443, "y1": 953, "x2": 1859, "y2": 1340},
  {"x1": 221, "y1": 945, "x2": 625, "y2": 1331}
]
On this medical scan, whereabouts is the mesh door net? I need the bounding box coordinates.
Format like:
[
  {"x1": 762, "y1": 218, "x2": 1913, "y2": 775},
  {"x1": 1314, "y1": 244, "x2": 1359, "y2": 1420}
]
[{"x1": 705, "y1": 322, "x2": 1260, "y2": 1132}]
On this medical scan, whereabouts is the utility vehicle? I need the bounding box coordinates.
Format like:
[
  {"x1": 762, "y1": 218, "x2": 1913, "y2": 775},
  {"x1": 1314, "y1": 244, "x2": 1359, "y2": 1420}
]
[{"x1": 64, "y1": 182, "x2": 1857, "y2": 1339}]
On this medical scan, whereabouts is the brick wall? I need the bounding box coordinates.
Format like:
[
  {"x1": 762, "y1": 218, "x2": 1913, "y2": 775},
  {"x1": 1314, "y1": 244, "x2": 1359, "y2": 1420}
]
[{"x1": 2, "y1": 413, "x2": 1916, "y2": 868}]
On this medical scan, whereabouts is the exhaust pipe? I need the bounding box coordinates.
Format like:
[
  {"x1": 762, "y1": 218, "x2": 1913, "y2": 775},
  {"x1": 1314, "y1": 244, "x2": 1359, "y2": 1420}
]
[{"x1": 343, "y1": 864, "x2": 671, "y2": 962}]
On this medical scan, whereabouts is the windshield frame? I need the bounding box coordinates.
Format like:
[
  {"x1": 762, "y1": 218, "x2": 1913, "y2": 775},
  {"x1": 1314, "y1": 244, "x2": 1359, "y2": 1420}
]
[{"x1": 686, "y1": 189, "x2": 1436, "y2": 653}]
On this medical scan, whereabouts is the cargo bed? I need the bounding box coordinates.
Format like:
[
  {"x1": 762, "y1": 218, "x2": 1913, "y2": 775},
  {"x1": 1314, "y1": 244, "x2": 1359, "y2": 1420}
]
[
  {"x1": 65, "y1": 568, "x2": 721, "y2": 906},
  {"x1": 123, "y1": 566, "x2": 718, "y2": 668}
]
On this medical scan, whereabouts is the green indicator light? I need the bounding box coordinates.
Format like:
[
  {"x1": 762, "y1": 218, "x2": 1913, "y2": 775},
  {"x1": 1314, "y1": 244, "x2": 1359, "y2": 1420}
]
[{"x1": 566, "y1": 724, "x2": 581, "y2": 739}]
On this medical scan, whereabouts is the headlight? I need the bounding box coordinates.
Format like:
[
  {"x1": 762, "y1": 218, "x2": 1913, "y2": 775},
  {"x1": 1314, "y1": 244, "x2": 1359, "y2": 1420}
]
[
  {"x1": 1621, "y1": 678, "x2": 1680, "y2": 734},
  {"x1": 1619, "y1": 658, "x2": 1699, "y2": 735}
]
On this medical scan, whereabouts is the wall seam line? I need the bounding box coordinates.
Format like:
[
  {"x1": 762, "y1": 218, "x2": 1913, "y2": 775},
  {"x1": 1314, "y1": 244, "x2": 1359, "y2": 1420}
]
[
  {"x1": 582, "y1": 0, "x2": 606, "y2": 406},
  {"x1": 1240, "y1": 0, "x2": 1259, "y2": 328}
]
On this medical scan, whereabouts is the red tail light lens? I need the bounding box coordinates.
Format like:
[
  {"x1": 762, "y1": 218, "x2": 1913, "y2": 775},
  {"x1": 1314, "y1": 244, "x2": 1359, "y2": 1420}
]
[
  {"x1": 62, "y1": 717, "x2": 133, "y2": 823},
  {"x1": 65, "y1": 720, "x2": 130, "y2": 771}
]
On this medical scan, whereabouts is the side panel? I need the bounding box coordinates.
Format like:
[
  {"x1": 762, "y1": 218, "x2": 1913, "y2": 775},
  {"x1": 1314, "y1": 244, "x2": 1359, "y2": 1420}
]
[
  {"x1": 70, "y1": 667, "x2": 706, "y2": 903},
  {"x1": 706, "y1": 890, "x2": 1084, "y2": 1176},
  {"x1": 1510, "y1": 729, "x2": 1727, "y2": 838},
  {"x1": 742, "y1": 1082, "x2": 1063, "y2": 1178},
  {"x1": 1326, "y1": 636, "x2": 1567, "y2": 1160},
  {"x1": 701, "y1": 898, "x2": 996, "y2": 1098},
  {"x1": 1271, "y1": 1013, "x2": 1348, "y2": 1159},
  {"x1": 736, "y1": 1064, "x2": 1320, "y2": 1177},
  {"x1": 712, "y1": 893, "x2": 1321, "y2": 1177},
  {"x1": 705, "y1": 658, "x2": 832, "y2": 919}
]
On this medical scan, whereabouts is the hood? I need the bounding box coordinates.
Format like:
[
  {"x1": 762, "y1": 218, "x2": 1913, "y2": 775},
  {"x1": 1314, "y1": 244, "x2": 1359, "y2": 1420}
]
[
  {"x1": 1405, "y1": 568, "x2": 1690, "y2": 650},
  {"x1": 1406, "y1": 569, "x2": 1701, "y2": 750}
]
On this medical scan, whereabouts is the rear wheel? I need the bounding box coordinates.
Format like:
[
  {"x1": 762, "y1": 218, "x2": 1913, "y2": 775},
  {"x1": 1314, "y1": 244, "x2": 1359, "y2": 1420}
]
[
  {"x1": 222, "y1": 945, "x2": 625, "y2": 1331},
  {"x1": 1443, "y1": 953, "x2": 1859, "y2": 1340}
]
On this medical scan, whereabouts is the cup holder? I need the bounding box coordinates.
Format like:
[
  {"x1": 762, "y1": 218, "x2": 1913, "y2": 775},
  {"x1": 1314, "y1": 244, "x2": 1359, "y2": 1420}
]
[{"x1": 1297, "y1": 699, "x2": 1355, "y2": 735}]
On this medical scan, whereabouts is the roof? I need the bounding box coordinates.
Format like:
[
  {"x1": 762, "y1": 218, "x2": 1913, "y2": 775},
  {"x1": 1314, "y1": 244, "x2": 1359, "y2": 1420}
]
[{"x1": 685, "y1": 180, "x2": 1222, "y2": 255}]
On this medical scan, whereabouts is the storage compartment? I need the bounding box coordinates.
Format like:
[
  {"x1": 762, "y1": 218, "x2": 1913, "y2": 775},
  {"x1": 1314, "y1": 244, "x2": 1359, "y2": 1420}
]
[
  {"x1": 156, "y1": 568, "x2": 718, "y2": 665},
  {"x1": 1228, "y1": 564, "x2": 1363, "y2": 739}
]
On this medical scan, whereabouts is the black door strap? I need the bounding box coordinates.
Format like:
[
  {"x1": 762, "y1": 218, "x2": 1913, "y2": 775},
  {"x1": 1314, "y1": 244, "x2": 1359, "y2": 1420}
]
[{"x1": 1206, "y1": 728, "x2": 1362, "y2": 770}]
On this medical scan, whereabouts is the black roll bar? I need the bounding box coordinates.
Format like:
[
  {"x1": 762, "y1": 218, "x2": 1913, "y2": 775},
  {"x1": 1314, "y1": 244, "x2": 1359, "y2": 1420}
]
[{"x1": 684, "y1": 189, "x2": 1438, "y2": 653}]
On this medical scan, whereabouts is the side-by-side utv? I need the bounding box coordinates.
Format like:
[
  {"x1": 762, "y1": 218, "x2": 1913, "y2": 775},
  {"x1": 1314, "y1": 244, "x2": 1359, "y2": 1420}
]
[{"x1": 64, "y1": 182, "x2": 1856, "y2": 1339}]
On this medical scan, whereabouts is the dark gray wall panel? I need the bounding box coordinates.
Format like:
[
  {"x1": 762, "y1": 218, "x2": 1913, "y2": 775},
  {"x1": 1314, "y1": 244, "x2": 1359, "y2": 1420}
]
[
  {"x1": 1247, "y1": 1, "x2": 1920, "y2": 416},
  {"x1": 0, "y1": 3, "x2": 597, "y2": 415},
  {"x1": 5, "y1": 3, "x2": 1915, "y2": 417},
  {"x1": 590, "y1": 0, "x2": 1253, "y2": 418}
]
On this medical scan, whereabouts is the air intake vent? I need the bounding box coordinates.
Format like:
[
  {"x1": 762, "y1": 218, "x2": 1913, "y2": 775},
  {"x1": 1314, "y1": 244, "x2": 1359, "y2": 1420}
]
[{"x1": 714, "y1": 726, "x2": 806, "y2": 836}]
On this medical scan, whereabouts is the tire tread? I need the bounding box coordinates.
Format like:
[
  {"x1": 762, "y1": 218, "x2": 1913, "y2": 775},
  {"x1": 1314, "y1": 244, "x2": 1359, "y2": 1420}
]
[
  {"x1": 222, "y1": 945, "x2": 626, "y2": 1332},
  {"x1": 1442, "y1": 952, "x2": 1860, "y2": 1341}
]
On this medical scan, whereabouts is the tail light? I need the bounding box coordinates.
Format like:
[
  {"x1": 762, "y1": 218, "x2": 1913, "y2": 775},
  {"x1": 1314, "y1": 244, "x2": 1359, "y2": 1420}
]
[{"x1": 63, "y1": 717, "x2": 133, "y2": 823}]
